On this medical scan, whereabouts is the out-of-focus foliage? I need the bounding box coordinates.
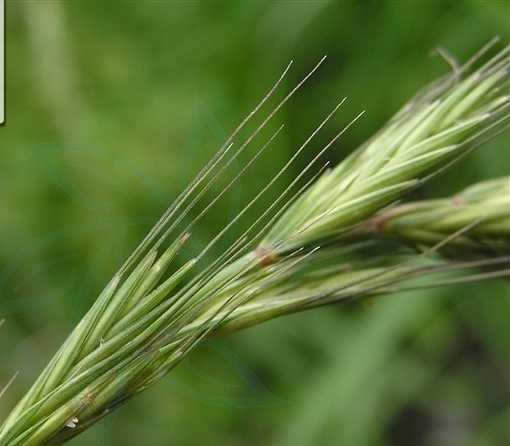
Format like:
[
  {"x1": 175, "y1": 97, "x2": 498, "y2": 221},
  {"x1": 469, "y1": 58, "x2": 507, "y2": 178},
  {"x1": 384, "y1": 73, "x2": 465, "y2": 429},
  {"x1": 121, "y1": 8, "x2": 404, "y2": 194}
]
[{"x1": 0, "y1": 2, "x2": 508, "y2": 445}]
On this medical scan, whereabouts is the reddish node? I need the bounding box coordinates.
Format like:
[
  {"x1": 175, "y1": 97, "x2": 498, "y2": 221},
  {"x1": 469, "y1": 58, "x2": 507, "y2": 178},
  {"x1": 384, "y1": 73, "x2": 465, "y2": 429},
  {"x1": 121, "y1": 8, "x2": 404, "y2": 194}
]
[
  {"x1": 255, "y1": 246, "x2": 275, "y2": 267},
  {"x1": 451, "y1": 195, "x2": 464, "y2": 206}
]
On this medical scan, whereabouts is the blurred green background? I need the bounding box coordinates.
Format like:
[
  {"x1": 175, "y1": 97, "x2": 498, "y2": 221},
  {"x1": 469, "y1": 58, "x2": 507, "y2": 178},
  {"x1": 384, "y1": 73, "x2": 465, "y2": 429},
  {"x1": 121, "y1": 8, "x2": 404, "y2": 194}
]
[{"x1": 0, "y1": 2, "x2": 509, "y2": 445}]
